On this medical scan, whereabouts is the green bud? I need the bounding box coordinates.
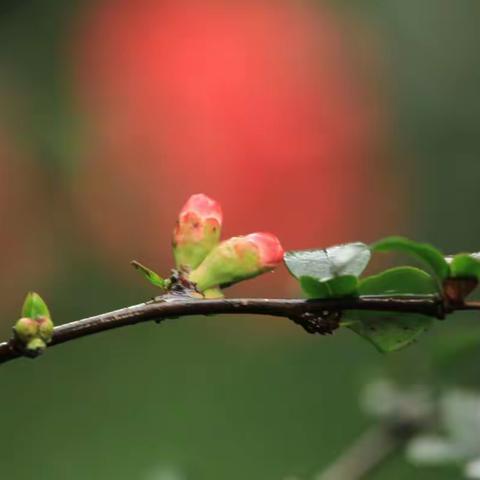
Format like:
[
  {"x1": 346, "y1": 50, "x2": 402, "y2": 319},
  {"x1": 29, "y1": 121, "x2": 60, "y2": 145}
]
[
  {"x1": 21, "y1": 292, "x2": 51, "y2": 320},
  {"x1": 37, "y1": 316, "x2": 54, "y2": 343},
  {"x1": 25, "y1": 338, "x2": 47, "y2": 357},
  {"x1": 202, "y1": 287, "x2": 224, "y2": 299},
  {"x1": 189, "y1": 233, "x2": 284, "y2": 291},
  {"x1": 14, "y1": 292, "x2": 54, "y2": 356},
  {"x1": 13, "y1": 317, "x2": 39, "y2": 343}
]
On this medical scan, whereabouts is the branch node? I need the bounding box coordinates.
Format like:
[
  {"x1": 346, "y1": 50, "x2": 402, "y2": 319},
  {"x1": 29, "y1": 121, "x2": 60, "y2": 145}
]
[
  {"x1": 442, "y1": 277, "x2": 478, "y2": 316},
  {"x1": 5, "y1": 337, "x2": 41, "y2": 360},
  {"x1": 290, "y1": 310, "x2": 341, "y2": 335}
]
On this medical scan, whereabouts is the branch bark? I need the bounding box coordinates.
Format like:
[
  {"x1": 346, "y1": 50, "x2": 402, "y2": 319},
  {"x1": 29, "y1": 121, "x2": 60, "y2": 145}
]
[{"x1": 1, "y1": 294, "x2": 479, "y2": 365}]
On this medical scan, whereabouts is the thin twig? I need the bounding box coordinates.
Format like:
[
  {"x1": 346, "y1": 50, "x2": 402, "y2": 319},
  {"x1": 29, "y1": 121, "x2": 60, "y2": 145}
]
[
  {"x1": 315, "y1": 421, "x2": 421, "y2": 480},
  {"x1": 315, "y1": 381, "x2": 434, "y2": 480},
  {"x1": 0, "y1": 294, "x2": 479, "y2": 365}
]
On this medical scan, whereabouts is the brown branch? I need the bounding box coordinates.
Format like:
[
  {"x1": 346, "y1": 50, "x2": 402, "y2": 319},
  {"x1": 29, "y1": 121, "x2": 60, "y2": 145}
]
[{"x1": 0, "y1": 294, "x2": 479, "y2": 365}]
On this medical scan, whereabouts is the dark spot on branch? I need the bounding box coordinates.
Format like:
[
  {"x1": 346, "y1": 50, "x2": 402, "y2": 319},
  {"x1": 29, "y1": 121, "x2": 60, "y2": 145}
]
[{"x1": 290, "y1": 311, "x2": 341, "y2": 335}]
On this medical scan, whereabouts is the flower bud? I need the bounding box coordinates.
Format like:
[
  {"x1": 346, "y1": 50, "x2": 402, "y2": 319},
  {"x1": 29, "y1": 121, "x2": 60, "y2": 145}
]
[
  {"x1": 13, "y1": 317, "x2": 38, "y2": 343},
  {"x1": 25, "y1": 337, "x2": 47, "y2": 357},
  {"x1": 37, "y1": 316, "x2": 54, "y2": 344},
  {"x1": 189, "y1": 232, "x2": 284, "y2": 291},
  {"x1": 173, "y1": 193, "x2": 223, "y2": 270}
]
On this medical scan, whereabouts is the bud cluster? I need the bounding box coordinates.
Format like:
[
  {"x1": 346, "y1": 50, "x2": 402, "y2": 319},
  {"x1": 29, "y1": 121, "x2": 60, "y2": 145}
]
[
  {"x1": 13, "y1": 293, "x2": 54, "y2": 357},
  {"x1": 172, "y1": 194, "x2": 284, "y2": 295}
]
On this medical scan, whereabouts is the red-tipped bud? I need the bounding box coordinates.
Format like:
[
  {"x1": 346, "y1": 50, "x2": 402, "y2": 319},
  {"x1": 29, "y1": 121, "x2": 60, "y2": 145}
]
[
  {"x1": 244, "y1": 233, "x2": 284, "y2": 269},
  {"x1": 189, "y1": 232, "x2": 284, "y2": 291},
  {"x1": 173, "y1": 194, "x2": 223, "y2": 270}
]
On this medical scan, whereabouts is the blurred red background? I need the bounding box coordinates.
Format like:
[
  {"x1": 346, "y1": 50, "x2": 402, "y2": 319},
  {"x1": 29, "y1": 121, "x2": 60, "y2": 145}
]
[
  {"x1": 71, "y1": 0, "x2": 400, "y2": 293},
  {"x1": 0, "y1": 127, "x2": 54, "y2": 308},
  {"x1": 3, "y1": 3, "x2": 479, "y2": 479}
]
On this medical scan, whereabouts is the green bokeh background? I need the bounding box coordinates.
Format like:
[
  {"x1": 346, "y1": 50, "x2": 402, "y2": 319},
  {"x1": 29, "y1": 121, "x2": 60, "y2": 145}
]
[{"x1": 1, "y1": 1, "x2": 480, "y2": 479}]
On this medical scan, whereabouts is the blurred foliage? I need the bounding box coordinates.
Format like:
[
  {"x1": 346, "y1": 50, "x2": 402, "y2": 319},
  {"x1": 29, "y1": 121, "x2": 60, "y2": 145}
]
[
  {"x1": 0, "y1": 0, "x2": 83, "y2": 175},
  {"x1": 0, "y1": 0, "x2": 480, "y2": 479}
]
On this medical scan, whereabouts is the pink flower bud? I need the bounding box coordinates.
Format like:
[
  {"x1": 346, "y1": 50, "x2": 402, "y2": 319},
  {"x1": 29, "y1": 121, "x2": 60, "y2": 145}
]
[
  {"x1": 189, "y1": 232, "x2": 284, "y2": 291},
  {"x1": 244, "y1": 232, "x2": 284, "y2": 269},
  {"x1": 173, "y1": 194, "x2": 223, "y2": 269}
]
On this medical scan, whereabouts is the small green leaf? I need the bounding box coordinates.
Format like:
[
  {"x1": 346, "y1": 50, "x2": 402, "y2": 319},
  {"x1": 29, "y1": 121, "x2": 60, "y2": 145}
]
[
  {"x1": 372, "y1": 236, "x2": 449, "y2": 280},
  {"x1": 284, "y1": 242, "x2": 371, "y2": 281},
  {"x1": 329, "y1": 276, "x2": 359, "y2": 297},
  {"x1": 21, "y1": 292, "x2": 51, "y2": 320},
  {"x1": 131, "y1": 261, "x2": 167, "y2": 289},
  {"x1": 448, "y1": 254, "x2": 480, "y2": 279},
  {"x1": 300, "y1": 275, "x2": 358, "y2": 299},
  {"x1": 347, "y1": 267, "x2": 438, "y2": 353},
  {"x1": 299, "y1": 276, "x2": 330, "y2": 298}
]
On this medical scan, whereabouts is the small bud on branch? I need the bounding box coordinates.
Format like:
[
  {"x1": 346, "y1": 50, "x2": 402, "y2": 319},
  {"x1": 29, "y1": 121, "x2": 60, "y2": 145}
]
[
  {"x1": 12, "y1": 293, "x2": 54, "y2": 357},
  {"x1": 172, "y1": 193, "x2": 223, "y2": 270},
  {"x1": 189, "y1": 232, "x2": 284, "y2": 291}
]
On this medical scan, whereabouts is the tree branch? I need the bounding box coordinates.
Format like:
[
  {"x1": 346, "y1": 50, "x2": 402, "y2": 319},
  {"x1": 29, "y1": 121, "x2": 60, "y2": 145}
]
[
  {"x1": 1, "y1": 294, "x2": 479, "y2": 365},
  {"x1": 315, "y1": 421, "x2": 421, "y2": 480},
  {"x1": 315, "y1": 379, "x2": 434, "y2": 480}
]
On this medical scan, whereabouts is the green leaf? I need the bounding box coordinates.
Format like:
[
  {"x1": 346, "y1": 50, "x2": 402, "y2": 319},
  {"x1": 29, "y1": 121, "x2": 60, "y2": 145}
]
[
  {"x1": 131, "y1": 261, "x2": 167, "y2": 289},
  {"x1": 347, "y1": 267, "x2": 438, "y2": 353},
  {"x1": 448, "y1": 254, "x2": 480, "y2": 279},
  {"x1": 21, "y1": 292, "x2": 51, "y2": 319},
  {"x1": 300, "y1": 275, "x2": 358, "y2": 299},
  {"x1": 372, "y1": 236, "x2": 449, "y2": 280},
  {"x1": 299, "y1": 276, "x2": 330, "y2": 298},
  {"x1": 284, "y1": 242, "x2": 371, "y2": 281}
]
